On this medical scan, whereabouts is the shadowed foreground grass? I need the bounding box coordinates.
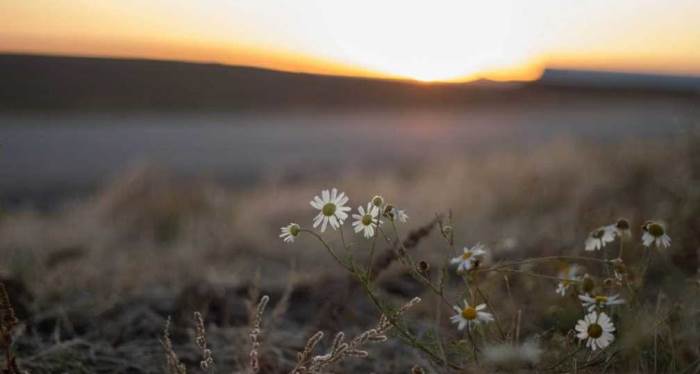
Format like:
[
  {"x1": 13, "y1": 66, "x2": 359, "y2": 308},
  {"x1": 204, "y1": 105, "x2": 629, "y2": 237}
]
[{"x1": 0, "y1": 134, "x2": 699, "y2": 373}]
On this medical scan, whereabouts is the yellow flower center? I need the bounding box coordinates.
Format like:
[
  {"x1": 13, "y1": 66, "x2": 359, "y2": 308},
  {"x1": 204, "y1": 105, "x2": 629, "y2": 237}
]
[
  {"x1": 461, "y1": 251, "x2": 473, "y2": 260},
  {"x1": 587, "y1": 323, "x2": 603, "y2": 338},
  {"x1": 361, "y1": 214, "x2": 373, "y2": 226},
  {"x1": 371, "y1": 195, "x2": 384, "y2": 207},
  {"x1": 461, "y1": 307, "x2": 477, "y2": 320},
  {"x1": 322, "y1": 203, "x2": 336, "y2": 217},
  {"x1": 648, "y1": 223, "x2": 664, "y2": 237},
  {"x1": 594, "y1": 295, "x2": 608, "y2": 304},
  {"x1": 289, "y1": 224, "x2": 300, "y2": 236}
]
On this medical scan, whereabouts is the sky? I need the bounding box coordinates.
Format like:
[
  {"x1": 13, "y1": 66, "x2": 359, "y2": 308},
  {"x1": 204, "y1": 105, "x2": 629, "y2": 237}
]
[{"x1": 1, "y1": 0, "x2": 700, "y2": 82}]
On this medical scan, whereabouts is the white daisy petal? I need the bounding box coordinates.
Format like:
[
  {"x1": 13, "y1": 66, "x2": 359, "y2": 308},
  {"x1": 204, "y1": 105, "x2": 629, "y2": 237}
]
[
  {"x1": 585, "y1": 225, "x2": 617, "y2": 251},
  {"x1": 313, "y1": 213, "x2": 323, "y2": 228},
  {"x1": 329, "y1": 215, "x2": 339, "y2": 229}
]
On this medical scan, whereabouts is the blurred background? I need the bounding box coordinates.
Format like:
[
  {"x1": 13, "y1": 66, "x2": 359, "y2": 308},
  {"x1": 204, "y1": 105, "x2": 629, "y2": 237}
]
[
  {"x1": 1, "y1": 0, "x2": 699, "y2": 298},
  {"x1": 1, "y1": 0, "x2": 699, "y2": 301},
  {"x1": 0, "y1": 1, "x2": 699, "y2": 372}
]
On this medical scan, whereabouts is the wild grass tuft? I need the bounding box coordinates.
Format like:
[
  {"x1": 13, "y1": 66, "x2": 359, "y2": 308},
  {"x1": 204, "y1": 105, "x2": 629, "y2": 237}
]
[{"x1": 0, "y1": 282, "x2": 21, "y2": 374}]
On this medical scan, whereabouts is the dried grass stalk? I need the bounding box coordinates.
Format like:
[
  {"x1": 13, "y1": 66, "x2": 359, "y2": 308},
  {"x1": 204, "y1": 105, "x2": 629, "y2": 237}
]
[
  {"x1": 291, "y1": 297, "x2": 421, "y2": 373},
  {"x1": 160, "y1": 316, "x2": 187, "y2": 374},
  {"x1": 249, "y1": 295, "x2": 270, "y2": 374},
  {"x1": 0, "y1": 282, "x2": 21, "y2": 374},
  {"x1": 193, "y1": 311, "x2": 214, "y2": 372}
]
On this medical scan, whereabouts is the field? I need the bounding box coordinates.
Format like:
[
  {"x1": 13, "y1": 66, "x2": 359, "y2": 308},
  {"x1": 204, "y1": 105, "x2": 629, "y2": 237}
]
[{"x1": 1, "y1": 129, "x2": 699, "y2": 373}]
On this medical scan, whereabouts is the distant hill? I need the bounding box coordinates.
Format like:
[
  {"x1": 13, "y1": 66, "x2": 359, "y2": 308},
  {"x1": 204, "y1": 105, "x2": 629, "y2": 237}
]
[
  {"x1": 540, "y1": 68, "x2": 700, "y2": 92},
  {"x1": 0, "y1": 54, "x2": 697, "y2": 112}
]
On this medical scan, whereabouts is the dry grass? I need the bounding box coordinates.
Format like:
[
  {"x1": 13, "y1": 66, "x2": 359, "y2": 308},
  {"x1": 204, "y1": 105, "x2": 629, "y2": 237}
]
[
  {"x1": 0, "y1": 282, "x2": 21, "y2": 374},
  {"x1": 0, "y1": 133, "x2": 699, "y2": 372}
]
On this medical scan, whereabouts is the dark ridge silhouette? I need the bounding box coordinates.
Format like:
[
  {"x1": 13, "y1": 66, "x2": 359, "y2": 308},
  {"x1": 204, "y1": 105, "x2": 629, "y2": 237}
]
[
  {"x1": 540, "y1": 68, "x2": 700, "y2": 92},
  {"x1": 0, "y1": 54, "x2": 697, "y2": 112}
]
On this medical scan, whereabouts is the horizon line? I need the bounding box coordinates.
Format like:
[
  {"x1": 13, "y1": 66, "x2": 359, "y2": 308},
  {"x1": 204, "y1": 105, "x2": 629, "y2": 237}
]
[{"x1": 3, "y1": 51, "x2": 700, "y2": 84}]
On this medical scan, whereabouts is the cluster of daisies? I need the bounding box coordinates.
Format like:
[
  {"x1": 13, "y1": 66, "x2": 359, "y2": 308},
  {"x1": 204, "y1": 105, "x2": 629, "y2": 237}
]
[
  {"x1": 282, "y1": 199, "x2": 670, "y2": 353},
  {"x1": 584, "y1": 218, "x2": 670, "y2": 251},
  {"x1": 563, "y1": 218, "x2": 669, "y2": 351},
  {"x1": 553, "y1": 268, "x2": 625, "y2": 350},
  {"x1": 444, "y1": 218, "x2": 664, "y2": 349},
  {"x1": 573, "y1": 291, "x2": 625, "y2": 350},
  {"x1": 280, "y1": 188, "x2": 408, "y2": 243},
  {"x1": 448, "y1": 244, "x2": 494, "y2": 330},
  {"x1": 558, "y1": 218, "x2": 670, "y2": 298}
]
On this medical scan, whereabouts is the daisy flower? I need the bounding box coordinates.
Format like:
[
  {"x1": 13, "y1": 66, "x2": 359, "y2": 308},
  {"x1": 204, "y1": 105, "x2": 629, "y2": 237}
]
[
  {"x1": 279, "y1": 223, "x2": 301, "y2": 243},
  {"x1": 450, "y1": 300, "x2": 494, "y2": 330},
  {"x1": 310, "y1": 188, "x2": 351, "y2": 232},
  {"x1": 555, "y1": 264, "x2": 580, "y2": 296},
  {"x1": 382, "y1": 204, "x2": 408, "y2": 223},
  {"x1": 351, "y1": 203, "x2": 380, "y2": 239},
  {"x1": 641, "y1": 221, "x2": 671, "y2": 248},
  {"x1": 450, "y1": 244, "x2": 487, "y2": 273},
  {"x1": 578, "y1": 293, "x2": 625, "y2": 311},
  {"x1": 390, "y1": 207, "x2": 409, "y2": 223},
  {"x1": 575, "y1": 311, "x2": 615, "y2": 351},
  {"x1": 584, "y1": 225, "x2": 616, "y2": 251}
]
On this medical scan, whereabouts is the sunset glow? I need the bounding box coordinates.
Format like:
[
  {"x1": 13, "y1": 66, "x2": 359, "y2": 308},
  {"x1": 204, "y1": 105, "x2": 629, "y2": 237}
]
[{"x1": 1, "y1": 0, "x2": 699, "y2": 82}]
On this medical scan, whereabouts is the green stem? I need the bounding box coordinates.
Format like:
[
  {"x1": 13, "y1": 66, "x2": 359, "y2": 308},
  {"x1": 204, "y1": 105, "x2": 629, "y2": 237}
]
[
  {"x1": 359, "y1": 281, "x2": 462, "y2": 370},
  {"x1": 542, "y1": 345, "x2": 585, "y2": 371},
  {"x1": 366, "y1": 219, "x2": 380, "y2": 280},
  {"x1": 301, "y1": 229, "x2": 351, "y2": 271},
  {"x1": 473, "y1": 281, "x2": 507, "y2": 341},
  {"x1": 490, "y1": 268, "x2": 585, "y2": 282},
  {"x1": 617, "y1": 238, "x2": 625, "y2": 259},
  {"x1": 466, "y1": 325, "x2": 479, "y2": 364},
  {"x1": 481, "y1": 256, "x2": 608, "y2": 273},
  {"x1": 338, "y1": 227, "x2": 348, "y2": 251}
]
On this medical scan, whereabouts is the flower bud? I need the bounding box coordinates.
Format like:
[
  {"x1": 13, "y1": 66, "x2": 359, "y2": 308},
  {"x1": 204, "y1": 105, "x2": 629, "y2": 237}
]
[
  {"x1": 383, "y1": 204, "x2": 394, "y2": 217},
  {"x1": 371, "y1": 195, "x2": 385, "y2": 207},
  {"x1": 615, "y1": 218, "x2": 630, "y2": 232},
  {"x1": 611, "y1": 259, "x2": 627, "y2": 275},
  {"x1": 417, "y1": 260, "x2": 430, "y2": 275}
]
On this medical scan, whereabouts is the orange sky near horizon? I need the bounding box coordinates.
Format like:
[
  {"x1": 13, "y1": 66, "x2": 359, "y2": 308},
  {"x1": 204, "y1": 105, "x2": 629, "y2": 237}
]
[{"x1": 2, "y1": 0, "x2": 700, "y2": 82}]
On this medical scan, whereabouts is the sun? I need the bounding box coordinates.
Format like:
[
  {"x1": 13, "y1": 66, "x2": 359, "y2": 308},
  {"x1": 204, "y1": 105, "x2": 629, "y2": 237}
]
[{"x1": 300, "y1": 1, "x2": 537, "y2": 82}]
